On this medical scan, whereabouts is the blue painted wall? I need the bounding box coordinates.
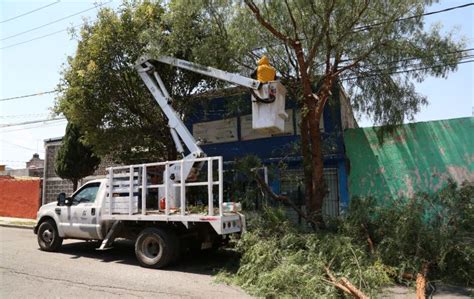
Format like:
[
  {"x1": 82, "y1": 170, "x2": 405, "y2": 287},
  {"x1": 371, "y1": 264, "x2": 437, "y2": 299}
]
[{"x1": 185, "y1": 88, "x2": 350, "y2": 211}]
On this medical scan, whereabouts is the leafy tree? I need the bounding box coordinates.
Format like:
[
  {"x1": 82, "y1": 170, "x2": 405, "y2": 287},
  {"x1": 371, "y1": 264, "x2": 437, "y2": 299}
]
[
  {"x1": 56, "y1": 0, "x2": 236, "y2": 164},
  {"x1": 55, "y1": 0, "x2": 204, "y2": 163},
  {"x1": 55, "y1": 123, "x2": 101, "y2": 191},
  {"x1": 211, "y1": 0, "x2": 465, "y2": 224}
]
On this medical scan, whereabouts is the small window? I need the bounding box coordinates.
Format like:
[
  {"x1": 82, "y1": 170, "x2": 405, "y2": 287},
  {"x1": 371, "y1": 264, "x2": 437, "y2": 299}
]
[{"x1": 73, "y1": 183, "x2": 100, "y2": 204}]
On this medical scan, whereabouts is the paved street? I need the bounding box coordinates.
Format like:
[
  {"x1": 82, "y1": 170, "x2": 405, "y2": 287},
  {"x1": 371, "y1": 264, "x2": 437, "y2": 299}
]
[{"x1": 0, "y1": 227, "x2": 250, "y2": 298}]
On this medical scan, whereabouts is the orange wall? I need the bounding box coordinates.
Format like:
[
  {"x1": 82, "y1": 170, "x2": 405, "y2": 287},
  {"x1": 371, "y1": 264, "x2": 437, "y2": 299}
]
[{"x1": 0, "y1": 177, "x2": 41, "y2": 219}]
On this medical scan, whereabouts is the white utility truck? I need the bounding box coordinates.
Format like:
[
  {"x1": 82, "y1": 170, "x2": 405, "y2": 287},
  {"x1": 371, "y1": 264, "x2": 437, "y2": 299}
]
[{"x1": 34, "y1": 55, "x2": 286, "y2": 268}]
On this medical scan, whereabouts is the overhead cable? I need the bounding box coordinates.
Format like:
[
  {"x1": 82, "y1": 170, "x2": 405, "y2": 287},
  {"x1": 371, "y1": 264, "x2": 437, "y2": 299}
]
[
  {"x1": 353, "y1": 3, "x2": 474, "y2": 32},
  {"x1": 0, "y1": 122, "x2": 67, "y2": 133},
  {"x1": 0, "y1": 1, "x2": 61, "y2": 24},
  {"x1": 0, "y1": 25, "x2": 82, "y2": 50},
  {"x1": 0, "y1": 113, "x2": 50, "y2": 119},
  {"x1": 341, "y1": 59, "x2": 474, "y2": 81},
  {"x1": 1, "y1": 1, "x2": 111, "y2": 41},
  {"x1": 0, "y1": 90, "x2": 58, "y2": 101},
  {"x1": 0, "y1": 139, "x2": 45, "y2": 153},
  {"x1": 0, "y1": 117, "x2": 66, "y2": 128}
]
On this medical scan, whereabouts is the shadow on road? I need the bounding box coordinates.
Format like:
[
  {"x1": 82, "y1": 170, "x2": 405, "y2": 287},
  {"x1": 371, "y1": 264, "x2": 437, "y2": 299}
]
[{"x1": 55, "y1": 240, "x2": 240, "y2": 275}]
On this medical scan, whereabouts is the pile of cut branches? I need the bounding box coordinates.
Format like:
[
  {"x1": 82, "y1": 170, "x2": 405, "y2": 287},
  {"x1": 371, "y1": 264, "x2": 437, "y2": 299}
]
[{"x1": 218, "y1": 181, "x2": 473, "y2": 297}]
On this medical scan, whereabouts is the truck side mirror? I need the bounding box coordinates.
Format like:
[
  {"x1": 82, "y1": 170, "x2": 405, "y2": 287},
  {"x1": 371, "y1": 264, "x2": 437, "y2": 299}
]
[
  {"x1": 57, "y1": 193, "x2": 66, "y2": 206},
  {"x1": 64, "y1": 197, "x2": 73, "y2": 207}
]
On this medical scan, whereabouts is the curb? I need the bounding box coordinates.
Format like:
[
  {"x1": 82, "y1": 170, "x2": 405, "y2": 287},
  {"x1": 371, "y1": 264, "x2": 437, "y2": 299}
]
[{"x1": 0, "y1": 223, "x2": 35, "y2": 230}]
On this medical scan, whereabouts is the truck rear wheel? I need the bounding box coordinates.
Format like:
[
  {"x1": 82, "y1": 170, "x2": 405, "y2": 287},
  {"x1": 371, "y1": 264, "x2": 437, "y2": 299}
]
[
  {"x1": 135, "y1": 227, "x2": 178, "y2": 268},
  {"x1": 37, "y1": 220, "x2": 63, "y2": 252}
]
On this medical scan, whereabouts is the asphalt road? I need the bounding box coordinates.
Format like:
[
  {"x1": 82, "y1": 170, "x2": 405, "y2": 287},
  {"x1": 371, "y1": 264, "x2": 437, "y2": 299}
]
[{"x1": 0, "y1": 226, "x2": 250, "y2": 298}]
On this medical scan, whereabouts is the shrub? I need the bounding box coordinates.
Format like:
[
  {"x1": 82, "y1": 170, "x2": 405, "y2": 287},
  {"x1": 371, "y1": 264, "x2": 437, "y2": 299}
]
[{"x1": 219, "y1": 181, "x2": 473, "y2": 297}]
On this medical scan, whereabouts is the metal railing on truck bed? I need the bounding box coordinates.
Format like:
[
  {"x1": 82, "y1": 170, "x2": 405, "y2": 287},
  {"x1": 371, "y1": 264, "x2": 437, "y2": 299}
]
[
  {"x1": 103, "y1": 156, "x2": 223, "y2": 216},
  {"x1": 100, "y1": 156, "x2": 243, "y2": 235}
]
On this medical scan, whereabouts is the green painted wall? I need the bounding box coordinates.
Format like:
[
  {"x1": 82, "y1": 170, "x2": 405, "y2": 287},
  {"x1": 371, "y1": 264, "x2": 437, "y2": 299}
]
[{"x1": 344, "y1": 117, "x2": 473, "y2": 200}]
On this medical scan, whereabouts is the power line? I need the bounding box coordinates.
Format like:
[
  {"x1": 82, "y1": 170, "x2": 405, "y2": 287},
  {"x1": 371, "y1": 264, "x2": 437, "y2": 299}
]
[
  {"x1": 0, "y1": 139, "x2": 45, "y2": 153},
  {"x1": 0, "y1": 118, "x2": 66, "y2": 128},
  {"x1": 0, "y1": 122, "x2": 67, "y2": 133},
  {"x1": 0, "y1": 25, "x2": 82, "y2": 50},
  {"x1": 353, "y1": 3, "x2": 474, "y2": 32},
  {"x1": 0, "y1": 1, "x2": 61, "y2": 24},
  {"x1": 1, "y1": 1, "x2": 111, "y2": 41},
  {"x1": 0, "y1": 50, "x2": 471, "y2": 103},
  {"x1": 0, "y1": 113, "x2": 50, "y2": 119},
  {"x1": 0, "y1": 90, "x2": 58, "y2": 101},
  {"x1": 337, "y1": 48, "x2": 474, "y2": 67},
  {"x1": 342, "y1": 58, "x2": 474, "y2": 81}
]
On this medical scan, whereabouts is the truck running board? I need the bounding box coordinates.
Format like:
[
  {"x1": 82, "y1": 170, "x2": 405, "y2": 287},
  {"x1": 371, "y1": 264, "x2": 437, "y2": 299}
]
[{"x1": 97, "y1": 221, "x2": 121, "y2": 251}]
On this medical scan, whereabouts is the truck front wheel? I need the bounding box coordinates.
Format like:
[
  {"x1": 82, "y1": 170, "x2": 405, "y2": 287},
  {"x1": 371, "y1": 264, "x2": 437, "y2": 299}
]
[
  {"x1": 135, "y1": 227, "x2": 178, "y2": 268},
  {"x1": 37, "y1": 220, "x2": 63, "y2": 252}
]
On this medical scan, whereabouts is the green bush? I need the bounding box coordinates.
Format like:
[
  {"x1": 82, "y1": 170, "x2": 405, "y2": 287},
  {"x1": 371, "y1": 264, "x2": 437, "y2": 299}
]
[
  {"x1": 219, "y1": 181, "x2": 473, "y2": 297},
  {"x1": 343, "y1": 180, "x2": 474, "y2": 285},
  {"x1": 219, "y1": 208, "x2": 391, "y2": 297}
]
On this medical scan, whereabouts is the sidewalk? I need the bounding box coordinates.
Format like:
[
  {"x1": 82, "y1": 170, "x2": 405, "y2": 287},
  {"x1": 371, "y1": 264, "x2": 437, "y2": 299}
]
[{"x1": 0, "y1": 216, "x2": 36, "y2": 229}]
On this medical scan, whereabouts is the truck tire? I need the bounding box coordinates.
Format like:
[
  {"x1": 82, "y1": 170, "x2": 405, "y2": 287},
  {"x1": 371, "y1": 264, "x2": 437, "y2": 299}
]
[
  {"x1": 135, "y1": 227, "x2": 178, "y2": 268},
  {"x1": 37, "y1": 220, "x2": 63, "y2": 252}
]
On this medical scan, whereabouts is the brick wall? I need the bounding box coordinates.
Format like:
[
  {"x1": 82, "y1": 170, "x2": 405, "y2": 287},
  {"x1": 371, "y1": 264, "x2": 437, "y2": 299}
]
[{"x1": 0, "y1": 176, "x2": 41, "y2": 219}]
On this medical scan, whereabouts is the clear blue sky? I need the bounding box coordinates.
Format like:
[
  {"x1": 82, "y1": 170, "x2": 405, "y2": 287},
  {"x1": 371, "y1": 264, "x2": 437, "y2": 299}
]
[{"x1": 1, "y1": 0, "x2": 473, "y2": 169}]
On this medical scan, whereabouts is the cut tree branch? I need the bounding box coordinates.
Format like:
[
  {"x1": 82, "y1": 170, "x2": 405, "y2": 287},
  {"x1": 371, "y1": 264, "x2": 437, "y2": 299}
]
[
  {"x1": 416, "y1": 262, "x2": 430, "y2": 299},
  {"x1": 325, "y1": 267, "x2": 369, "y2": 299}
]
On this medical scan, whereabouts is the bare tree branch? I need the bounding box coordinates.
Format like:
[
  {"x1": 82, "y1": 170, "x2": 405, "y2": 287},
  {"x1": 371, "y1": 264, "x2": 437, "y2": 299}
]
[
  {"x1": 307, "y1": 0, "x2": 335, "y2": 72},
  {"x1": 244, "y1": 0, "x2": 293, "y2": 45},
  {"x1": 284, "y1": 0, "x2": 299, "y2": 40}
]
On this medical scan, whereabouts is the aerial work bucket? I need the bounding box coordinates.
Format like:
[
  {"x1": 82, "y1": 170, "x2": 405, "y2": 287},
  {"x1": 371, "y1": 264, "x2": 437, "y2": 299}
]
[{"x1": 251, "y1": 81, "x2": 287, "y2": 134}]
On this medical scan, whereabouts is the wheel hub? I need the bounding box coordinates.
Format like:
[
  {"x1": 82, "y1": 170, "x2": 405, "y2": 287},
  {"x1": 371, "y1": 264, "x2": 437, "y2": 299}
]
[
  {"x1": 143, "y1": 237, "x2": 160, "y2": 258},
  {"x1": 42, "y1": 229, "x2": 53, "y2": 243}
]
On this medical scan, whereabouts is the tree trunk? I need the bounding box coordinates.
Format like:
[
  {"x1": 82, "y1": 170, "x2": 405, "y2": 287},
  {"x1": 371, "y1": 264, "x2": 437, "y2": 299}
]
[
  {"x1": 72, "y1": 179, "x2": 78, "y2": 191},
  {"x1": 300, "y1": 110, "x2": 313, "y2": 211},
  {"x1": 308, "y1": 114, "x2": 326, "y2": 223}
]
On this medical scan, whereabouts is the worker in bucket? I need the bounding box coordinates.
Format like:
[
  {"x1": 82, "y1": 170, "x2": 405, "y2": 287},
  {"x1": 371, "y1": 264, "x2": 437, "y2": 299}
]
[{"x1": 251, "y1": 55, "x2": 276, "y2": 82}]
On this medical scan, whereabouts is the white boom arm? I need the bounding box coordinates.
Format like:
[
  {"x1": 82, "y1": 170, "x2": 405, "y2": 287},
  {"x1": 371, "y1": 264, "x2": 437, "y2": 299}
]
[
  {"x1": 138, "y1": 55, "x2": 262, "y2": 90},
  {"x1": 135, "y1": 55, "x2": 284, "y2": 206}
]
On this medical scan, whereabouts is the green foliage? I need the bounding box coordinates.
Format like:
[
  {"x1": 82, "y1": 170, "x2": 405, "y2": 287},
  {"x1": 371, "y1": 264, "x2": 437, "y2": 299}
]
[
  {"x1": 227, "y1": 0, "x2": 465, "y2": 126},
  {"x1": 56, "y1": 0, "x2": 171, "y2": 163},
  {"x1": 219, "y1": 207, "x2": 391, "y2": 297},
  {"x1": 219, "y1": 181, "x2": 473, "y2": 297},
  {"x1": 225, "y1": 155, "x2": 263, "y2": 210},
  {"x1": 55, "y1": 123, "x2": 100, "y2": 190},
  {"x1": 343, "y1": 180, "x2": 474, "y2": 285}
]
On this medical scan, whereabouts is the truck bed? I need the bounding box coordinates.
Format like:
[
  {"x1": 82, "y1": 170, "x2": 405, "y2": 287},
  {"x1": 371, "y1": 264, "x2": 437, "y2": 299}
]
[{"x1": 102, "y1": 156, "x2": 245, "y2": 235}]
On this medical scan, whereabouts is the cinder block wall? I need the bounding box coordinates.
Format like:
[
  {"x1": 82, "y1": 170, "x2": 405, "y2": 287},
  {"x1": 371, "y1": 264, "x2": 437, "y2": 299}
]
[
  {"x1": 0, "y1": 177, "x2": 41, "y2": 219},
  {"x1": 43, "y1": 139, "x2": 118, "y2": 204}
]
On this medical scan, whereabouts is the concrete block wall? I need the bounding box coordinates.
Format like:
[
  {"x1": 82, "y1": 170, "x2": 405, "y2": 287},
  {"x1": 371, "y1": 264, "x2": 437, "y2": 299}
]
[{"x1": 43, "y1": 139, "x2": 119, "y2": 204}]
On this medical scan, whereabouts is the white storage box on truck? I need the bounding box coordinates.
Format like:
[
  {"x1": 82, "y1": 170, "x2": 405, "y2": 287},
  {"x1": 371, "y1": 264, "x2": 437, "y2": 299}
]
[{"x1": 35, "y1": 55, "x2": 285, "y2": 268}]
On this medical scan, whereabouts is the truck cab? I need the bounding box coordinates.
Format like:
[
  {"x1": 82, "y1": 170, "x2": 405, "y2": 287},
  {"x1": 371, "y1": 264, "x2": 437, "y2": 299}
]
[{"x1": 35, "y1": 179, "x2": 106, "y2": 242}]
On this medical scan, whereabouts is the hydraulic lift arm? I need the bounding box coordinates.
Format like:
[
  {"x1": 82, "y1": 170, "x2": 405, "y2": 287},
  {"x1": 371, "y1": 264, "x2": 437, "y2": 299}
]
[
  {"x1": 135, "y1": 55, "x2": 268, "y2": 182},
  {"x1": 135, "y1": 55, "x2": 285, "y2": 209}
]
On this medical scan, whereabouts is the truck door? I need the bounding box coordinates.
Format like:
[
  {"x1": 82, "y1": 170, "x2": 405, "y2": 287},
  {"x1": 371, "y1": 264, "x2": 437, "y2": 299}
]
[{"x1": 58, "y1": 182, "x2": 101, "y2": 239}]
